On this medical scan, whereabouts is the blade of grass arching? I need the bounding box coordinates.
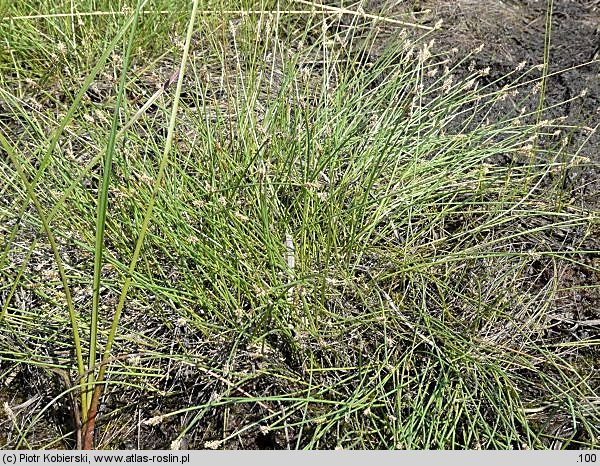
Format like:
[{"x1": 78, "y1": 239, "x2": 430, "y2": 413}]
[
  {"x1": 0, "y1": 131, "x2": 85, "y2": 438},
  {"x1": 81, "y1": 0, "x2": 200, "y2": 449},
  {"x1": 87, "y1": 0, "x2": 145, "y2": 419}
]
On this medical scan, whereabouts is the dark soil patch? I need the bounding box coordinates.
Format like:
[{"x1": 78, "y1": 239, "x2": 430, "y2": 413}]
[{"x1": 419, "y1": 0, "x2": 600, "y2": 204}]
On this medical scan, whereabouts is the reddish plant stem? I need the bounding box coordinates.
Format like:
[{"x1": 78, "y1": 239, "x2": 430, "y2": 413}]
[{"x1": 82, "y1": 384, "x2": 102, "y2": 450}]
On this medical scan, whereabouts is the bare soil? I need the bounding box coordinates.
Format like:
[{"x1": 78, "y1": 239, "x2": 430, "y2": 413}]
[{"x1": 409, "y1": 0, "x2": 600, "y2": 336}]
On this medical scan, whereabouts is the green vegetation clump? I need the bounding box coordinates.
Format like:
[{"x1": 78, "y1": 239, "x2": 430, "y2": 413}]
[{"x1": 0, "y1": 0, "x2": 598, "y2": 450}]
